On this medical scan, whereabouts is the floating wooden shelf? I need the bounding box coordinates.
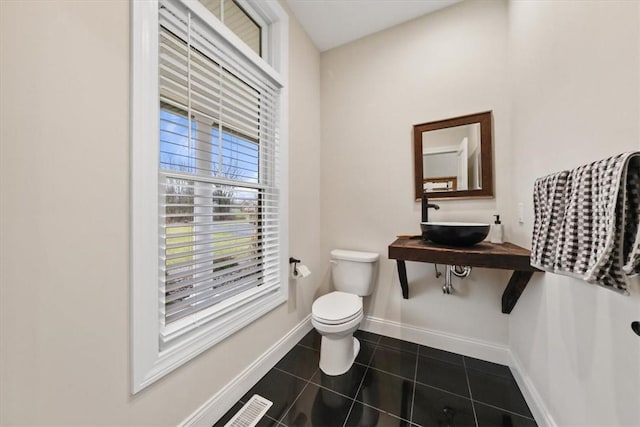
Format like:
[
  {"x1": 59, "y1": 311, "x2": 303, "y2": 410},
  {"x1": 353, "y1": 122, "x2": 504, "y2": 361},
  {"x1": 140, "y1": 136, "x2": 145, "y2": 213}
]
[{"x1": 388, "y1": 237, "x2": 541, "y2": 314}]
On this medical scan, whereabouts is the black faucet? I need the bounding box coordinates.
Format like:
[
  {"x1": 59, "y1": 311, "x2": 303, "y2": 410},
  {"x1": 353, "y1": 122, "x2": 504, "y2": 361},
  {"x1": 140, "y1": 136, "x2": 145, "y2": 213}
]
[
  {"x1": 422, "y1": 192, "x2": 440, "y2": 222},
  {"x1": 422, "y1": 192, "x2": 440, "y2": 240}
]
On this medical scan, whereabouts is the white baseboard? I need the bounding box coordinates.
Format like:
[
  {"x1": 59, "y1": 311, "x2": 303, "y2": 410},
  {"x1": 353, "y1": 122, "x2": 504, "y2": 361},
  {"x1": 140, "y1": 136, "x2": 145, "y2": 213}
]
[
  {"x1": 360, "y1": 315, "x2": 510, "y2": 365},
  {"x1": 509, "y1": 350, "x2": 556, "y2": 427},
  {"x1": 179, "y1": 315, "x2": 313, "y2": 427}
]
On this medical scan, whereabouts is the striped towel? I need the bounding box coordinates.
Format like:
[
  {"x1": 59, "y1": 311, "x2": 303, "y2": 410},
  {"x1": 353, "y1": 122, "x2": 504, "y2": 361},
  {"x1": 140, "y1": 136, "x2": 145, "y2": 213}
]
[
  {"x1": 531, "y1": 170, "x2": 570, "y2": 270},
  {"x1": 531, "y1": 152, "x2": 640, "y2": 294}
]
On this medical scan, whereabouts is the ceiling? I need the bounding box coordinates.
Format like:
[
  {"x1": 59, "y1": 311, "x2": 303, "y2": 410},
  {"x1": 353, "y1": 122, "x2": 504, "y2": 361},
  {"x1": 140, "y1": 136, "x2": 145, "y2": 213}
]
[{"x1": 285, "y1": 0, "x2": 462, "y2": 52}]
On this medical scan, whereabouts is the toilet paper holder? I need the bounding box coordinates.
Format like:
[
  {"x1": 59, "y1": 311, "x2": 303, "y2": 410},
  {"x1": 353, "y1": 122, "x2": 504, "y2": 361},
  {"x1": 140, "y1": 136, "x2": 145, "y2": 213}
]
[
  {"x1": 289, "y1": 257, "x2": 311, "y2": 278},
  {"x1": 289, "y1": 257, "x2": 301, "y2": 275}
]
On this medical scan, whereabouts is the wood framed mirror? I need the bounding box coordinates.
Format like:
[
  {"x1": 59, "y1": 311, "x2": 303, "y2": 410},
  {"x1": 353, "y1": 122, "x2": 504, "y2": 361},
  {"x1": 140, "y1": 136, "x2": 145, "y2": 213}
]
[{"x1": 413, "y1": 111, "x2": 493, "y2": 200}]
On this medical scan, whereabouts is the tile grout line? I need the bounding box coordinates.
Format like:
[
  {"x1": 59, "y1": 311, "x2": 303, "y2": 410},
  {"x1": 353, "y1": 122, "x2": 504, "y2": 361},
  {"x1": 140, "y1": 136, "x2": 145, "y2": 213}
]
[
  {"x1": 356, "y1": 339, "x2": 419, "y2": 424},
  {"x1": 299, "y1": 332, "x2": 381, "y2": 427},
  {"x1": 273, "y1": 366, "x2": 317, "y2": 384},
  {"x1": 471, "y1": 400, "x2": 538, "y2": 421},
  {"x1": 417, "y1": 352, "x2": 465, "y2": 367},
  {"x1": 410, "y1": 345, "x2": 420, "y2": 425},
  {"x1": 341, "y1": 339, "x2": 377, "y2": 427},
  {"x1": 463, "y1": 359, "x2": 536, "y2": 420},
  {"x1": 341, "y1": 398, "x2": 356, "y2": 427},
  {"x1": 295, "y1": 342, "x2": 319, "y2": 352},
  {"x1": 277, "y1": 365, "x2": 319, "y2": 427},
  {"x1": 364, "y1": 338, "x2": 413, "y2": 425},
  {"x1": 365, "y1": 363, "x2": 471, "y2": 402},
  {"x1": 274, "y1": 339, "x2": 321, "y2": 426},
  {"x1": 462, "y1": 356, "x2": 479, "y2": 427}
]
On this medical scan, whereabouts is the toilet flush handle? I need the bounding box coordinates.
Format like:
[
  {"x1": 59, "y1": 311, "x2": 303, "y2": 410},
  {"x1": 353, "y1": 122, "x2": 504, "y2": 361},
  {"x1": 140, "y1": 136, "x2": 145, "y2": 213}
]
[{"x1": 330, "y1": 260, "x2": 338, "y2": 266}]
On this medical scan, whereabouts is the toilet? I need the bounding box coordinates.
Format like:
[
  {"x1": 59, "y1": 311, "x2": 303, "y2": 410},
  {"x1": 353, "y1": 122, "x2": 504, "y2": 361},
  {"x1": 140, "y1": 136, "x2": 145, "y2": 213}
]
[{"x1": 311, "y1": 249, "x2": 379, "y2": 375}]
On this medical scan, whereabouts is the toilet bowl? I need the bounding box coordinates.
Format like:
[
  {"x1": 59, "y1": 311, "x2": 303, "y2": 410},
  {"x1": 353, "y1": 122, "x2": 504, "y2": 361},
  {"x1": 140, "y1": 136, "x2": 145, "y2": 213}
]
[
  {"x1": 311, "y1": 249, "x2": 379, "y2": 376},
  {"x1": 312, "y1": 291, "x2": 364, "y2": 375}
]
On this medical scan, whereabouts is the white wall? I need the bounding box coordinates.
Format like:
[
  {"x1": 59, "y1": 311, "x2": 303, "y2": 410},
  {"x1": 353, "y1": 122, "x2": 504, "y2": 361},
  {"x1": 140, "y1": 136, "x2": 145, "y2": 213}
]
[
  {"x1": 320, "y1": 0, "x2": 512, "y2": 354},
  {"x1": 0, "y1": 1, "x2": 321, "y2": 424},
  {"x1": 285, "y1": 2, "x2": 324, "y2": 314},
  {"x1": 508, "y1": 1, "x2": 640, "y2": 425}
]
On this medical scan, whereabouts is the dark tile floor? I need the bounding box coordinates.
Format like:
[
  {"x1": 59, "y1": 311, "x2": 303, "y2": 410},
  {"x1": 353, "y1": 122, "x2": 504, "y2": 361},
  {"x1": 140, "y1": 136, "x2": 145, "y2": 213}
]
[{"x1": 215, "y1": 329, "x2": 537, "y2": 427}]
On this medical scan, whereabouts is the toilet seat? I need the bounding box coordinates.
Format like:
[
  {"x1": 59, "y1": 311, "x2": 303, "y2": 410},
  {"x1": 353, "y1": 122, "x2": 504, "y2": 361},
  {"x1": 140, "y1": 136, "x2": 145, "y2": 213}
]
[
  {"x1": 314, "y1": 308, "x2": 363, "y2": 326},
  {"x1": 312, "y1": 291, "x2": 362, "y2": 325}
]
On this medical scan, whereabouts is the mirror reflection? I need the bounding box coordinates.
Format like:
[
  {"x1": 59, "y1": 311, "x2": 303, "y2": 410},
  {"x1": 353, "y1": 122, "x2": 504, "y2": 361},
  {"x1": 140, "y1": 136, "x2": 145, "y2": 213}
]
[
  {"x1": 414, "y1": 111, "x2": 493, "y2": 200},
  {"x1": 422, "y1": 123, "x2": 481, "y2": 192}
]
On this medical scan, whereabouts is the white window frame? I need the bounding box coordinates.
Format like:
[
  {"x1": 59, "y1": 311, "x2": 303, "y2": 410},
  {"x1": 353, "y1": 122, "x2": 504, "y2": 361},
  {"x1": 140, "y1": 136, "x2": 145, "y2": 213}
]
[{"x1": 131, "y1": 0, "x2": 288, "y2": 394}]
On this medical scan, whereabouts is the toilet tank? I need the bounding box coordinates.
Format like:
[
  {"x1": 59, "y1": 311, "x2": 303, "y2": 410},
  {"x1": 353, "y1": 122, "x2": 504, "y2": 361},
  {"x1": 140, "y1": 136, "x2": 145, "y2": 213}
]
[{"x1": 330, "y1": 249, "x2": 379, "y2": 296}]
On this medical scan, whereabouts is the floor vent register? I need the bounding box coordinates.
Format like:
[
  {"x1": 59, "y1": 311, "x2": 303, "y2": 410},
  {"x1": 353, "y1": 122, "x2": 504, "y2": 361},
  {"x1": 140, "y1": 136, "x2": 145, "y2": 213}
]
[{"x1": 224, "y1": 395, "x2": 273, "y2": 427}]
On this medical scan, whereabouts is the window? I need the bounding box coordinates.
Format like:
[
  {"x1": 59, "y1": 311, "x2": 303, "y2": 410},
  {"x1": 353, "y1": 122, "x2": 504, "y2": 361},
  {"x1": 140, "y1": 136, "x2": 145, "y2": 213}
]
[
  {"x1": 131, "y1": 0, "x2": 288, "y2": 393},
  {"x1": 198, "y1": 0, "x2": 262, "y2": 56}
]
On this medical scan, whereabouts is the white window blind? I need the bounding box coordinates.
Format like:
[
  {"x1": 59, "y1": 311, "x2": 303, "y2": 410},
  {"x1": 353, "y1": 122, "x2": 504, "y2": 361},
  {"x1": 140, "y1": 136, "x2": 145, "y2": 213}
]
[{"x1": 158, "y1": 0, "x2": 281, "y2": 341}]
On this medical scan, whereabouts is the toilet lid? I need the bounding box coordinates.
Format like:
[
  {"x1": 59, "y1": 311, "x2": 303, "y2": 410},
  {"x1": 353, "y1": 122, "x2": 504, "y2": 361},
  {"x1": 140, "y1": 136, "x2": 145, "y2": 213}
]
[{"x1": 312, "y1": 291, "x2": 362, "y2": 324}]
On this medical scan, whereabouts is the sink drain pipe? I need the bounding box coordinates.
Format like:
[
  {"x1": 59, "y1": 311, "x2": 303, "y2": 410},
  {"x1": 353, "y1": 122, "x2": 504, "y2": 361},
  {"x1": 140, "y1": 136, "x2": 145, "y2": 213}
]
[{"x1": 443, "y1": 265, "x2": 472, "y2": 294}]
